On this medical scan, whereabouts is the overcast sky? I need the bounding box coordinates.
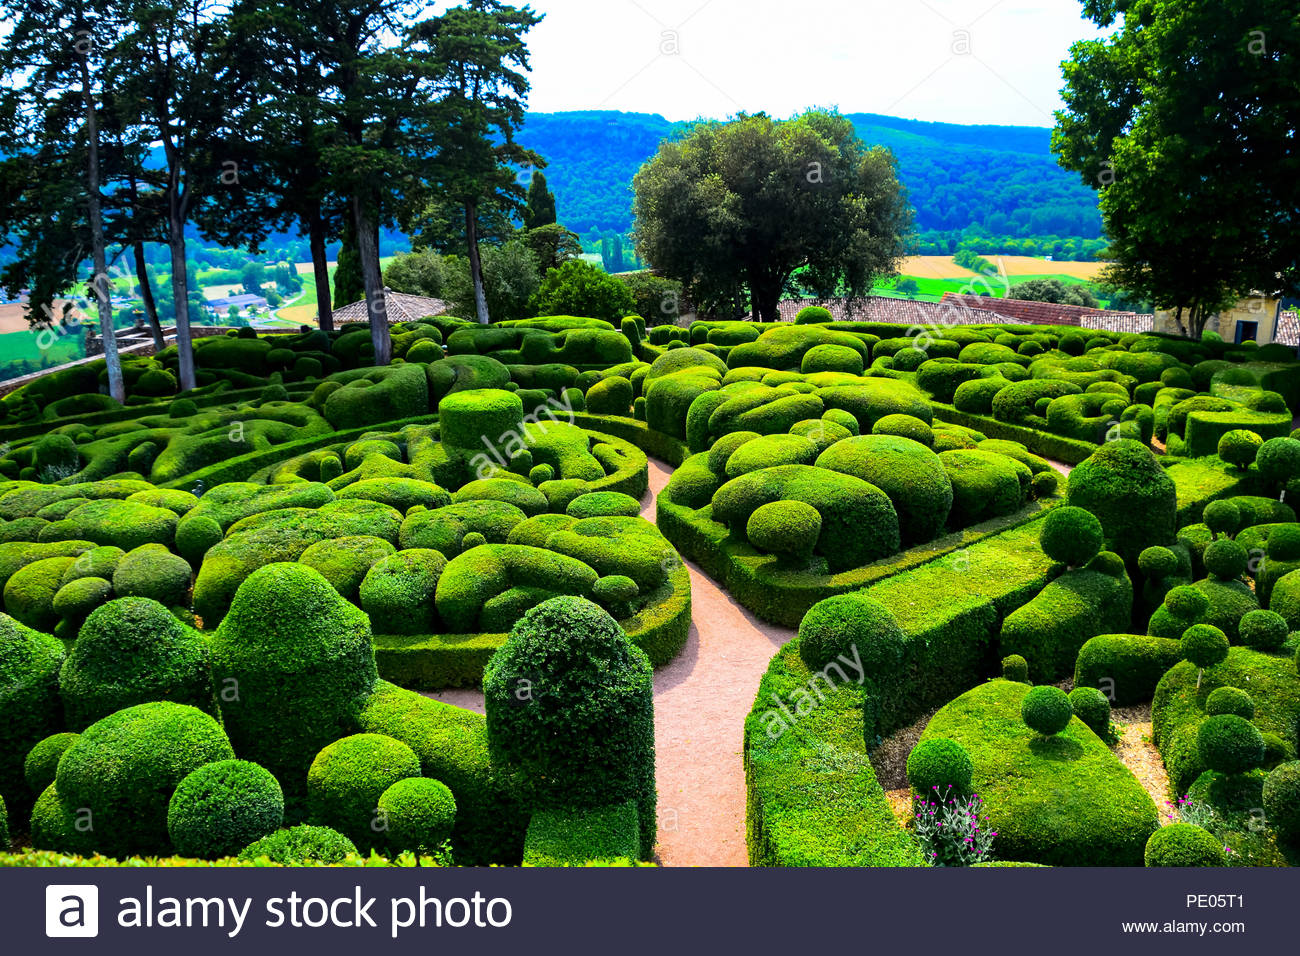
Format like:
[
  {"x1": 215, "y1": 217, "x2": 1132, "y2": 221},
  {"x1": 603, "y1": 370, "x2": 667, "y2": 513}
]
[{"x1": 523, "y1": 0, "x2": 1110, "y2": 128}]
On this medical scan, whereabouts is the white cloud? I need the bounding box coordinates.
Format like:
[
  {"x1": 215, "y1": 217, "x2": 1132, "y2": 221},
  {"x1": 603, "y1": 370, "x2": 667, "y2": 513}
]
[{"x1": 523, "y1": 0, "x2": 1109, "y2": 127}]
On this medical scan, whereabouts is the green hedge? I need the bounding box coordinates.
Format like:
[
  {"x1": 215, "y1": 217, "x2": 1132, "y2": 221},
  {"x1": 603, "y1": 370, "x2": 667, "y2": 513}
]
[
  {"x1": 930, "y1": 403, "x2": 1098, "y2": 464},
  {"x1": 1074, "y1": 633, "x2": 1184, "y2": 706},
  {"x1": 921, "y1": 680, "x2": 1159, "y2": 865},
  {"x1": 522, "y1": 801, "x2": 641, "y2": 866}
]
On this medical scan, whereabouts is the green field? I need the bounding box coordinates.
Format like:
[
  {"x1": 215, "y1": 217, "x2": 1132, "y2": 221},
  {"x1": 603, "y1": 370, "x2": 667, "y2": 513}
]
[
  {"x1": 0, "y1": 329, "x2": 87, "y2": 383},
  {"x1": 872, "y1": 271, "x2": 1102, "y2": 304}
]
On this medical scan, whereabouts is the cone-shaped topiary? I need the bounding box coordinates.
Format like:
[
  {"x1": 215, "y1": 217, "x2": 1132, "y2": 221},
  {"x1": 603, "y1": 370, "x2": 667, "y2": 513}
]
[
  {"x1": 905, "y1": 738, "x2": 974, "y2": 797},
  {"x1": 1039, "y1": 506, "x2": 1104, "y2": 567},
  {"x1": 209, "y1": 563, "x2": 378, "y2": 813},
  {"x1": 1021, "y1": 685, "x2": 1072, "y2": 737},
  {"x1": 483, "y1": 596, "x2": 655, "y2": 858}
]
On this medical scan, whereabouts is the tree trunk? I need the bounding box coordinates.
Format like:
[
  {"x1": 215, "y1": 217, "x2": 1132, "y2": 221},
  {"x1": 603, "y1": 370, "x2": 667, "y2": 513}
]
[
  {"x1": 308, "y1": 209, "x2": 334, "y2": 333},
  {"x1": 352, "y1": 196, "x2": 391, "y2": 365},
  {"x1": 79, "y1": 55, "x2": 123, "y2": 403},
  {"x1": 133, "y1": 240, "x2": 165, "y2": 350},
  {"x1": 168, "y1": 208, "x2": 196, "y2": 391},
  {"x1": 465, "y1": 202, "x2": 490, "y2": 324}
]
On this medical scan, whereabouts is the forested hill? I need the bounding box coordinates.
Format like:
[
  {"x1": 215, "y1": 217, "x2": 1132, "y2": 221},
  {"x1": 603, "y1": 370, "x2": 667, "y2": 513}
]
[{"x1": 515, "y1": 110, "x2": 1103, "y2": 242}]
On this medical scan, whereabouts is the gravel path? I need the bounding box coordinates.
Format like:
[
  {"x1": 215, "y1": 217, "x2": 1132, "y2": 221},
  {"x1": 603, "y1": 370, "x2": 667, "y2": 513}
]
[{"x1": 422, "y1": 457, "x2": 796, "y2": 866}]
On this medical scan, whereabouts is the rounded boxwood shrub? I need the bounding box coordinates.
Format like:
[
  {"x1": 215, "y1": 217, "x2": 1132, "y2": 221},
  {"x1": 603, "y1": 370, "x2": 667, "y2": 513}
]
[
  {"x1": 1238, "y1": 609, "x2": 1287, "y2": 651},
  {"x1": 801, "y1": 344, "x2": 863, "y2": 376},
  {"x1": 55, "y1": 701, "x2": 235, "y2": 856},
  {"x1": 906, "y1": 738, "x2": 974, "y2": 797},
  {"x1": 566, "y1": 491, "x2": 641, "y2": 519},
  {"x1": 585, "y1": 375, "x2": 634, "y2": 416},
  {"x1": 1261, "y1": 761, "x2": 1300, "y2": 838},
  {"x1": 1203, "y1": 538, "x2": 1247, "y2": 580},
  {"x1": 376, "y1": 777, "x2": 457, "y2": 855},
  {"x1": 1256, "y1": 436, "x2": 1300, "y2": 489},
  {"x1": 59, "y1": 597, "x2": 216, "y2": 731},
  {"x1": 33, "y1": 433, "x2": 79, "y2": 478},
  {"x1": 724, "y1": 433, "x2": 818, "y2": 479},
  {"x1": 746, "y1": 500, "x2": 822, "y2": 565},
  {"x1": 872, "y1": 413, "x2": 934, "y2": 447},
  {"x1": 24, "y1": 731, "x2": 79, "y2": 796},
  {"x1": 460, "y1": 531, "x2": 486, "y2": 550},
  {"x1": 237, "y1": 824, "x2": 357, "y2": 864},
  {"x1": 209, "y1": 563, "x2": 377, "y2": 810},
  {"x1": 1218, "y1": 429, "x2": 1262, "y2": 470},
  {"x1": 298, "y1": 535, "x2": 397, "y2": 602},
  {"x1": 307, "y1": 733, "x2": 421, "y2": 850},
  {"x1": 1001, "y1": 654, "x2": 1029, "y2": 683},
  {"x1": 168, "y1": 759, "x2": 284, "y2": 859},
  {"x1": 821, "y1": 408, "x2": 859, "y2": 435},
  {"x1": 4, "y1": 555, "x2": 77, "y2": 632},
  {"x1": 1066, "y1": 439, "x2": 1176, "y2": 562},
  {"x1": 112, "y1": 543, "x2": 192, "y2": 607},
  {"x1": 937, "y1": 448, "x2": 1024, "y2": 529},
  {"x1": 483, "y1": 596, "x2": 656, "y2": 858},
  {"x1": 1202, "y1": 500, "x2": 1241, "y2": 538},
  {"x1": 797, "y1": 590, "x2": 905, "y2": 677},
  {"x1": 1180, "y1": 623, "x2": 1229, "y2": 683},
  {"x1": 1021, "y1": 685, "x2": 1072, "y2": 737},
  {"x1": 52, "y1": 576, "x2": 112, "y2": 629},
  {"x1": 1205, "y1": 686, "x2": 1255, "y2": 720},
  {"x1": 818, "y1": 436, "x2": 953, "y2": 544},
  {"x1": 1144, "y1": 823, "x2": 1226, "y2": 867},
  {"x1": 1031, "y1": 471, "x2": 1058, "y2": 499},
  {"x1": 1138, "y1": 545, "x2": 1180, "y2": 580},
  {"x1": 1068, "y1": 686, "x2": 1112, "y2": 738},
  {"x1": 359, "y1": 549, "x2": 446, "y2": 635},
  {"x1": 591, "y1": 574, "x2": 638, "y2": 618},
  {"x1": 0, "y1": 612, "x2": 64, "y2": 813},
  {"x1": 1040, "y1": 505, "x2": 1103, "y2": 567},
  {"x1": 175, "y1": 514, "x2": 223, "y2": 564},
  {"x1": 1197, "y1": 714, "x2": 1264, "y2": 775},
  {"x1": 794, "y1": 305, "x2": 833, "y2": 325},
  {"x1": 1166, "y1": 585, "x2": 1210, "y2": 619}
]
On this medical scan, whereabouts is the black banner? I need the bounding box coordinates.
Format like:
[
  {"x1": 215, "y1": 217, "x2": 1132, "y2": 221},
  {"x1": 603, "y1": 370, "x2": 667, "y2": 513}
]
[{"x1": 3, "y1": 866, "x2": 1295, "y2": 954}]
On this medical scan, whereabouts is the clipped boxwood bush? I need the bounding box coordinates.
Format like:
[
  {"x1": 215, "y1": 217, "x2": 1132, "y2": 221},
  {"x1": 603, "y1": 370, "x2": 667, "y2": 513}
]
[
  {"x1": 1144, "y1": 823, "x2": 1226, "y2": 867},
  {"x1": 1040, "y1": 506, "x2": 1103, "y2": 567},
  {"x1": 1021, "y1": 685, "x2": 1072, "y2": 736},
  {"x1": 55, "y1": 701, "x2": 235, "y2": 857},
  {"x1": 906, "y1": 738, "x2": 973, "y2": 797},
  {"x1": 746, "y1": 500, "x2": 822, "y2": 566},
  {"x1": 167, "y1": 759, "x2": 284, "y2": 859},
  {"x1": 0, "y1": 613, "x2": 66, "y2": 813},
  {"x1": 1197, "y1": 714, "x2": 1264, "y2": 775},
  {"x1": 237, "y1": 824, "x2": 357, "y2": 865},
  {"x1": 306, "y1": 733, "x2": 422, "y2": 850},
  {"x1": 483, "y1": 597, "x2": 655, "y2": 858},
  {"x1": 1068, "y1": 686, "x2": 1111, "y2": 739},
  {"x1": 376, "y1": 777, "x2": 457, "y2": 855}
]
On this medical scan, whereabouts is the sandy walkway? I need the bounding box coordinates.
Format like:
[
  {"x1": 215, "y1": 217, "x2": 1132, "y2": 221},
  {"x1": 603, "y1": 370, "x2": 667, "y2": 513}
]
[{"x1": 421, "y1": 458, "x2": 794, "y2": 866}]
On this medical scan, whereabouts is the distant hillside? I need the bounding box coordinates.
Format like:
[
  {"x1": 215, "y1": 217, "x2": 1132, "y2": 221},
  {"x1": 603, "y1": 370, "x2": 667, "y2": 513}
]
[{"x1": 515, "y1": 110, "x2": 1103, "y2": 242}]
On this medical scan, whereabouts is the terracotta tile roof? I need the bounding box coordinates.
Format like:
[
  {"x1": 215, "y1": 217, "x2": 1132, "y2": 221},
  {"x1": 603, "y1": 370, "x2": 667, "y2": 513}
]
[
  {"x1": 941, "y1": 293, "x2": 1152, "y2": 333},
  {"x1": 333, "y1": 290, "x2": 448, "y2": 325},
  {"x1": 1275, "y1": 311, "x2": 1299, "y2": 347},
  {"x1": 777, "y1": 296, "x2": 1008, "y2": 328}
]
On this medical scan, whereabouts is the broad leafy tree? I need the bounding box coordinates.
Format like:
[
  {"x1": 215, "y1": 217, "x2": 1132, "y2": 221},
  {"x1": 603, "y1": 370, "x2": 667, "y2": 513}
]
[
  {"x1": 1053, "y1": 0, "x2": 1300, "y2": 338},
  {"x1": 633, "y1": 110, "x2": 912, "y2": 321}
]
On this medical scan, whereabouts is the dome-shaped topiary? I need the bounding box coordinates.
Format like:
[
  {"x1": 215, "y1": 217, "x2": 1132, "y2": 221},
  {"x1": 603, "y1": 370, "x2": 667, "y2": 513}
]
[
  {"x1": 359, "y1": 549, "x2": 446, "y2": 636},
  {"x1": 175, "y1": 514, "x2": 223, "y2": 565},
  {"x1": 1039, "y1": 506, "x2": 1104, "y2": 566},
  {"x1": 55, "y1": 701, "x2": 235, "y2": 856},
  {"x1": 1203, "y1": 538, "x2": 1247, "y2": 580},
  {"x1": 306, "y1": 733, "x2": 421, "y2": 851},
  {"x1": 746, "y1": 500, "x2": 822, "y2": 565},
  {"x1": 1166, "y1": 585, "x2": 1209, "y2": 619},
  {"x1": 1197, "y1": 714, "x2": 1264, "y2": 775},
  {"x1": 52, "y1": 577, "x2": 112, "y2": 631},
  {"x1": 1180, "y1": 623, "x2": 1229, "y2": 687},
  {"x1": 590, "y1": 574, "x2": 639, "y2": 619},
  {"x1": 797, "y1": 591, "x2": 906, "y2": 677},
  {"x1": 794, "y1": 306, "x2": 833, "y2": 325},
  {"x1": 209, "y1": 563, "x2": 378, "y2": 810},
  {"x1": 1205, "y1": 686, "x2": 1255, "y2": 720},
  {"x1": 1202, "y1": 500, "x2": 1241, "y2": 539},
  {"x1": 23, "y1": 732, "x2": 79, "y2": 796},
  {"x1": 376, "y1": 777, "x2": 457, "y2": 855},
  {"x1": 1262, "y1": 761, "x2": 1300, "y2": 838},
  {"x1": 483, "y1": 596, "x2": 656, "y2": 858},
  {"x1": 1066, "y1": 439, "x2": 1176, "y2": 562},
  {"x1": 1256, "y1": 436, "x2": 1300, "y2": 489},
  {"x1": 1267, "y1": 524, "x2": 1300, "y2": 562},
  {"x1": 168, "y1": 760, "x2": 284, "y2": 859},
  {"x1": 1001, "y1": 654, "x2": 1029, "y2": 683},
  {"x1": 872, "y1": 414, "x2": 934, "y2": 448},
  {"x1": 0, "y1": 612, "x2": 64, "y2": 814},
  {"x1": 1068, "y1": 686, "x2": 1111, "y2": 738},
  {"x1": 112, "y1": 543, "x2": 192, "y2": 607},
  {"x1": 1144, "y1": 823, "x2": 1226, "y2": 867},
  {"x1": 298, "y1": 535, "x2": 397, "y2": 603},
  {"x1": 1239, "y1": 609, "x2": 1288, "y2": 651},
  {"x1": 1021, "y1": 685, "x2": 1072, "y2": 737},
  {"x1": 59, "y1": 597, "x2": 216, "y2": 731},
  {"x1": 237, "y1": 824, "x2": 357, "y2": 864},
  {"x1": 566, "y1": 491, "x2": 641, "y2": 519},
  {"x1": 1138, "y1": 545, "x2": 1180, "y2": 580},
  {"x1": 906, "y1": 738, "x2": 974, "y2": 797},
  {"x1": 1031, "y1": 471, "x2": 1059, "y2": 499},
  {"x1": 1218, "y1": 429, "x2": 1262, "y2": 470}
]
